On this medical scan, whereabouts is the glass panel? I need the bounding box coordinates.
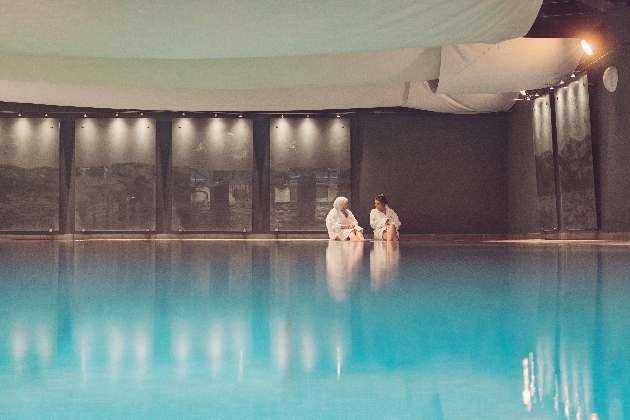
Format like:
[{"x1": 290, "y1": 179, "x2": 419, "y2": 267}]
[
  {"x1": 75, "y1": 118, "x2": 156, "y2": 231},
  {"x1": 0, "y1": 118, "x2": 59, "y2": 231},
  {"x1": 532, "y1": 95, "x2": 558, "y2": 231},
  {"x1": 555, "y1": 74, "x2": 597, "y2": 231},
  {"x1": 172, "y1": 118, "x2": 252, "y2": 231},
  {"x1": 270, "y1": 118, "x2": 350, "y2": 231}
]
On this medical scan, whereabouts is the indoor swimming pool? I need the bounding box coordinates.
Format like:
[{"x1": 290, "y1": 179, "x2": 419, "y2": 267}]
[{"x1": 0, "y1": 240, "x2": 628, "y2": 419}]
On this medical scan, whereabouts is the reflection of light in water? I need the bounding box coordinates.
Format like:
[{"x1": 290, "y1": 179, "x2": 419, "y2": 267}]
[
  {"x1": 172, "y1": 325, "x2": 190, "y2": 379},
  {"x1": 528, "y1": 352, "x2": 536, "y2": 404},
  {"x1": 370, "y1": 242, "x2": 400, "y2": 289},
  {"x1": 135, "y1": 331, "x2": 149, "y2": 382},
  {"x1": 109, "y1": 326, "x2": 124, "y2": 380},
  {"x1": 524, "y1": 350, "x2": 600, "y2": 418},
  {"x1": 207, "y1": 323, "x2": 223, "y2": 376},
  {"x1": 326, "y1": 241, "x2": 364, "y2": 302},
  {"x1": 11, "y1": 327, "x2": 27, "y2": 371},
  {"x1": 336, "y1": 347, "x2": 342, "y2": 379},
  {"x1": 554, "y1": 376, "x2": 559, "y2": 413},
  {"x1": 275, "y1": 318, "x2": 290, "y2": 374},
  {"x1": 238, "y1": 350, "x2": 244, "y2": 382},
  {"x1": 80, "y1": 336, "x2": 89, "y2": 387},
  {"x1": 232, "y1": 320, "x2": 248, "y2": 380},
  {"x1": 301, "y1": 323, "x2": 317, "y2": 374},
  {"x1": 522, "y1": 358, "x2": 532, "y2": 411},
  {"x1": 536, "y1": 340, "x2": 553, "y2": 405},
  {"x1": 37, "y1": 326, "x2": 53, "y2": 365}
]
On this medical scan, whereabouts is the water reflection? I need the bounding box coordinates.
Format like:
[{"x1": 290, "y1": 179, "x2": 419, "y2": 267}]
[
  {"x1": 369, "y1": 241, "x2": 400, "y2": 290},
  {"x1": 0, "y1": 241, "x2": 629, "y2": 419},
  {"x1": 325, "y1": 240, "x2": 364, "y2": 301}
]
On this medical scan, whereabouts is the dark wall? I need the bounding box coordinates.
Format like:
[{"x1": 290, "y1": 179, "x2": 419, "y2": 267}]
[
  {"x1": 355, "y1": 112, "x2": 509, "y2": 234},
  {"x1": 589, "y1": 7, "x2": 630, "y2": 232},
  {"x1": 507, "y1": 101, "x2": 539, "y2": 234}
]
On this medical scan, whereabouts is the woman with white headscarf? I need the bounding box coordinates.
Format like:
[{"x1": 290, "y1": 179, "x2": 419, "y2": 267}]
[{"x1": 325, "y1": 196, "x2": 364, "y2": 241}]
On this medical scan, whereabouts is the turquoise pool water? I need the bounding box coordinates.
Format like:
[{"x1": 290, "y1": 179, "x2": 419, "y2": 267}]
[{"x1": 0, "y1": 240, "x2": 628, "y2": 419}]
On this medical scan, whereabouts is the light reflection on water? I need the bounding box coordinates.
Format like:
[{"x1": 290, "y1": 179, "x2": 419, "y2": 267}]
[{"x1": 0, "y1": 240, "x2": 629, "y2": 419}]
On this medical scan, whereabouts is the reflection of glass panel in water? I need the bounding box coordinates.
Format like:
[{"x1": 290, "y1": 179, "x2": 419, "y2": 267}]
[
  {"x1": 172, "y1": 118, "x2": 252, "y2": 231},
  {"x1": 2, "y1": 241, "x2": 629, "y2": 419},
  {"x1": 532, "y1": 95, "x2": 557, "y2": 231},
  {"x1": 0, "y1": 118, "x2": 59, "y2": 231},
  {"x1": 270, "y1": 118, "x2": 350, "y2": 231},
  {"x1": 555, "y1": 74, "x2": 597, "y2": 231},
  {"x1": 74, "y1": 118, "x2": 156, "y2": 231}
]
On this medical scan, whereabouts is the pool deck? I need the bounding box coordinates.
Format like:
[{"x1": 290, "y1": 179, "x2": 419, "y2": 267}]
[{"x1": 3, "y1": 231, "x2": 630, "y2": 244}]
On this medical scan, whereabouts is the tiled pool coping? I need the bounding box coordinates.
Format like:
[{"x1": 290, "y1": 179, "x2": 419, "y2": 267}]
[{"x1": 3, "y1": 232, "x2": 630, "y2": 243}]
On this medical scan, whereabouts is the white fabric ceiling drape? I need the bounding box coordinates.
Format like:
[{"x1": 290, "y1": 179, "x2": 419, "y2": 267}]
[{"x1": 0, "y1": 0, "x2": 587, "y2": 113}]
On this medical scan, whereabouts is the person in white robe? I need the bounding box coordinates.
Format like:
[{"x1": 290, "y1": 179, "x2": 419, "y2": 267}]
[
  {"x1": 370, "y1": 194, "x2": 401, "y2": 241},
  {"x1": 325, "y1": 196, "x2": 364, "y2": 241}
]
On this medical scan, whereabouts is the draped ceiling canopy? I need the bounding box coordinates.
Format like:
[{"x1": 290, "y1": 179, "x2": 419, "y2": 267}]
[{"x1": 0, "y1": 0, "x2": 596, "y2": 113}]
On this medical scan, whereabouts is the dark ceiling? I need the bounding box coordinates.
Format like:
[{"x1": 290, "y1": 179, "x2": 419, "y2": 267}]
[{"x1": 526, "y1": 0, "x2": 625, "y2": 38}]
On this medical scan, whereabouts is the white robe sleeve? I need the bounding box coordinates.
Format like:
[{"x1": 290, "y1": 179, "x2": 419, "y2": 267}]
[
  {"x1": 346, "y1": 210, "x2": 363, "y2": 231},
  {"x1": 326, "y1": 209, "x2": 342, "y2": 238},
  {"x1": 387, "y1": 207, "x2": 401, "y2": 229}
]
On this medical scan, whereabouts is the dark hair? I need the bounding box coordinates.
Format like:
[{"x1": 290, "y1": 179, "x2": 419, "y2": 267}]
[{"x1": 375, "y1": 194, "x2": 387, "y2": 205}]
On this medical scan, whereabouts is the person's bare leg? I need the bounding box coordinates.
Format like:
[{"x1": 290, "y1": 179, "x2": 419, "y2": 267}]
[
  {"x1": 356, "y1": 230, "x2": 364, "y2": 241},
  {"x1": 386, "y1": 224, "x2": 398, "y2": 241},
  {"x1": 348, "y1": 230, "x2": 360, "y2": 241}
]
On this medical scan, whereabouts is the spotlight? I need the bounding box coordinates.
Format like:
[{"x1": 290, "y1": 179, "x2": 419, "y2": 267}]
[
  {"x1": 18, "y1": 113, "x2": 21, "y2": 117},
  {"x1": 214, "y1": 113, "x2": 217, "y2": 117},
  {"x1": 239, "y1": 114, "x2": 242, "y2": 118},
  {"x1": 281, "y1": 114, "x2": 284, "y2": 118},
  {"x1": 520, "y1": 90, "x2": 527, "y2": 96},
  {"x1": 116, "y1": 112, "x2": 119, "y2": 117},
  {"x1": 306, "y1": 114, "x2": 309, "y2": 118},
  {"x1": 45, "y1": 113, "x2": 48, "y2": 117},
  {"x1": 571, "y1": 73, "x2": 576, "y2": 78},
  {"x1": 84, "y1": 114, "x2": 87, "y2": 117},
  {"x1": 336, "y1": 114, "x2": 340, "y2": 118},
  {"x1": 581, "y1": 40, "x2": 593, "y2": 56},
  {"x1": 182, "y1": 112, "x2": 185, "y2": 116}
]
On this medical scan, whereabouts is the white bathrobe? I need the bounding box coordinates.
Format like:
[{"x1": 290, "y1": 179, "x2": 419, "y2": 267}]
[
  {"x1": 325, "y1": 208, "x2": 363, "y2": 240},
  {"x1": 370, "y1": 206, "x2": 401, "y2": 240}
]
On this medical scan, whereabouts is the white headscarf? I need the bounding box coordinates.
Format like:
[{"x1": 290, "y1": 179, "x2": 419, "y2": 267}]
[{"x1": 332, "y1": 196, "x2": 348, "y2": 212}]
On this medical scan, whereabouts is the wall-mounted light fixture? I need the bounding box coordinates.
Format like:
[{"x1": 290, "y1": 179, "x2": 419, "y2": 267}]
[{"x1": 581, "y1": 39, "x2": 594, "y2": 56}]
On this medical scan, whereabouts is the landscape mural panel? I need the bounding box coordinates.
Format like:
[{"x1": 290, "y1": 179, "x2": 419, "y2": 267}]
[
  {"x1": 75, "y1": 118, "x2": 156, "y2": 231},
  {"x1": 0, "y1": 118, "x2": 59, "y2": 231},
  {"x1": 171, "y1": 118, "x2": 253, "y2": 231},
  {"x1": 270, "y1": 118, "x2": 350, "y2": 231}
]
